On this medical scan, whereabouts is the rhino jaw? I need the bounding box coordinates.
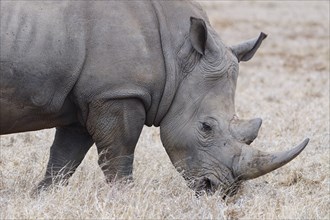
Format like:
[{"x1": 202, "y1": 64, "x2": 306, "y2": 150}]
[{"x1": 233, "y1": 138, "x2": 309, "y2": 180}]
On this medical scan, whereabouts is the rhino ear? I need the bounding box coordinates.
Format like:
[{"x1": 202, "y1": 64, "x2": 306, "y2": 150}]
[
  {"x1": 230, "y1": 32, "x2": 267, "y2": 62},
  {"x1": 189, "y1": 17, "x2": 208, "y2": 55}
]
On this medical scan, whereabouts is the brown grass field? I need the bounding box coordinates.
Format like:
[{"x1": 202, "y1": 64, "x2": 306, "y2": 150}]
[{"x1": 0, "y1": 1, "x2": 329, "y2": 219}]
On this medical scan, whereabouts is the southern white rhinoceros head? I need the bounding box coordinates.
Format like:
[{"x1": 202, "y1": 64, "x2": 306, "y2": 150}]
[{"x1": 160, "y1": 17, "x2": 309, "y2": 196}]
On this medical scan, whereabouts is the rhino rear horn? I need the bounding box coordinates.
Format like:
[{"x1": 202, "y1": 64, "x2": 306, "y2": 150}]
[
  {"x1": 230, "y1": 118, "x2": 262, "y2": 145},
  {"x1": 189, "y1": 17, "x2": 207, "y2": 55},
  {"x1": 233, "y1": 138, "x2": 309, "y2": 180},
  {"x1": 230, "y1": 32, "x2": 267, "y2": 62}
]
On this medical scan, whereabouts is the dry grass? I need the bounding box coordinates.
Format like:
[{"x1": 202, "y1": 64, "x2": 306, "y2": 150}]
[{"x1": 1, "y1": 1, "x2": 329, "y2": 219}]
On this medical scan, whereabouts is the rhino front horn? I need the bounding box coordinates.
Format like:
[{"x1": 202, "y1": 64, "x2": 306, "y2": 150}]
[{"x1": 234, "y1": 138, "x2": 309, "y2": 180}]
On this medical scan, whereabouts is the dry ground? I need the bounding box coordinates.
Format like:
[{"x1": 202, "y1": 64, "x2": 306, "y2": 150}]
[{"x1": 0, "y1": 1, "x2": 329, "y2": 219}]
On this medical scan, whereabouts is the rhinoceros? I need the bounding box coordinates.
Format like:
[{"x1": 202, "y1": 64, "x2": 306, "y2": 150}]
[{"x1": 0, "y1": 1, "x2": 309, "y2": 196}]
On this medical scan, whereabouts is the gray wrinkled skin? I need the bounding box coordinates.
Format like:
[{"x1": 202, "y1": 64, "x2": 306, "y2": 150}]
[{"x1": 0, "y1": 1, "x2": 308, "y2": 196}]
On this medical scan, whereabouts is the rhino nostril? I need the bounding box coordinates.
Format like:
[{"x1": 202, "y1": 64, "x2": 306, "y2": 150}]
[
  {"x1": 204, "y1": 177, "x2": 212, "y2": 189},
  {"x1": 194, "y1": 177, "x2": 216, "y2": 197},
  {"x1": 245, "y1": 139, "x2": 253, "y2": 145},
  {"x1": 203, "y1": 177, "x2": 217, "y2": 195}
]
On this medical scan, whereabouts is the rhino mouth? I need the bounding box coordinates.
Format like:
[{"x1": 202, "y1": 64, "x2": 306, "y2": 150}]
[
  {"x1": 194, "y1": 177, "x2": 217, "y2": 196},
  {"x1": 192, "y1": 176, "x2": 241, "y2": 198},
  {"x1": 182, "y1": 164, "x2": 239, "y2": 197}
]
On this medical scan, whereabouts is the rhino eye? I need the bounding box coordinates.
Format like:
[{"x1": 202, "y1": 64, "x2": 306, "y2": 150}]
[{"x1": 201, "y1": 122, "x2": 212, "y2": 132}]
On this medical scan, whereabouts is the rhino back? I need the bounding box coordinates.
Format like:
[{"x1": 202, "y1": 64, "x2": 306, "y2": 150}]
[
  {"x1": 0, "y1": 1, "x2": 87, "y2": 133},
  {"x1": 0, "y1": 1, "x2": 206, "y2": 131},
  {"x1": 0, "y1": 1, "x2": 166, "y2": 131}
]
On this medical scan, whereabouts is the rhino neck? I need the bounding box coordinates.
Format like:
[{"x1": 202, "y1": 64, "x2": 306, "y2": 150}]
[
  {"x1": 151, "y1": 1, "x2": 180, "y2": 127},
  {"x1": 151, "y1": 1, "x2": 207, "y2": 126}
]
